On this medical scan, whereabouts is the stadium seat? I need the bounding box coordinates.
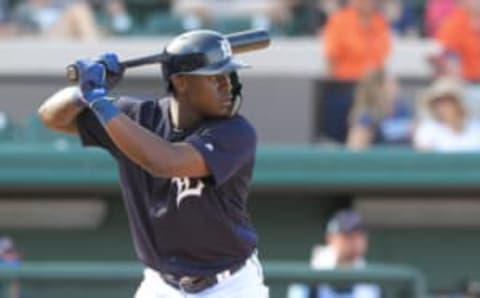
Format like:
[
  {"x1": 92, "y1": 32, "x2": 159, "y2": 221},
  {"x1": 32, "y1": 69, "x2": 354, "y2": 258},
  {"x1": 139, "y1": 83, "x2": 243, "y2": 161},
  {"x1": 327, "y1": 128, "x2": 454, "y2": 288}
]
[
  {"x1": 143, "y1": 12, "x2": 185, "y2": 36},
  {"x1": 211, "y1": 17, "x2": 253, "y2": 34},
  {"x1": 0, "y1": 111, "x2": 14, "y2": 142}
]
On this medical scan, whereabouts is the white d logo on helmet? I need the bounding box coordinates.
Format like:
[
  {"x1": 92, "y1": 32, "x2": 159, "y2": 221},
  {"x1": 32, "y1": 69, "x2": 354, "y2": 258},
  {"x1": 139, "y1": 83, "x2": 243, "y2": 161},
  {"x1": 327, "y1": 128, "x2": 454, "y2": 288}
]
[{"x1": 219, "y1": 39, "x2": 232, "y2": 59}]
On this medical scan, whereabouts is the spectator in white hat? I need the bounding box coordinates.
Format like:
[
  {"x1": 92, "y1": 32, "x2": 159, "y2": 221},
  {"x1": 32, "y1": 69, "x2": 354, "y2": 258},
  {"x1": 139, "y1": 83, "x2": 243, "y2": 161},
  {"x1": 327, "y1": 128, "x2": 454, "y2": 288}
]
[{"x1": 414, "y1": 77, "x2": 480, "y2": 152}]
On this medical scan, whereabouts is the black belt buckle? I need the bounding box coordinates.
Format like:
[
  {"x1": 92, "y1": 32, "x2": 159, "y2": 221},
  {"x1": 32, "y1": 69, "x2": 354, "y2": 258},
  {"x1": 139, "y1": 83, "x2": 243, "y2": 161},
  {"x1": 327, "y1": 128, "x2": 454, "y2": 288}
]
[
  {"x1": 162, "y1": 260, "x2": 246, "y2": 294},
  {"x1": 179, "y1": 276, "x2": 216, "y2": 294}
]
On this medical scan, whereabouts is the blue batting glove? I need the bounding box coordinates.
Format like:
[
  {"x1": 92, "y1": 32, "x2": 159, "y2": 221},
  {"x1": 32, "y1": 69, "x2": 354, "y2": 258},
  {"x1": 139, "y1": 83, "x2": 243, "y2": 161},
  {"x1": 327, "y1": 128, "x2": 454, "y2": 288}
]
[
  {"x1": 97, "y1": 53, "x2": 125, "y2": 89},
  {"x1": 75, "y1": 59, "x2": 108, "y2": 103}
]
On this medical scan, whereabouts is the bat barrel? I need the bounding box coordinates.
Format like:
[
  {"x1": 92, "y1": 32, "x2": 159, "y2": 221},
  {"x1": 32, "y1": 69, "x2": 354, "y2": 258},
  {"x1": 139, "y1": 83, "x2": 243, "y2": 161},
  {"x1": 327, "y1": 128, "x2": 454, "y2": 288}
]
[{"x1": 227, "y1": 29, "x2": 271, "y2": 54}]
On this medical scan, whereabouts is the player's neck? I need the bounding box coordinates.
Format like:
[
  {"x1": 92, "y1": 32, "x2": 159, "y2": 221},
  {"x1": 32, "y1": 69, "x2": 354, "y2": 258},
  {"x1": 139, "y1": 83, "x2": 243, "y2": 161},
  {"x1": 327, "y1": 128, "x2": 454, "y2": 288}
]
[{"x1": 169, "y1": 96, "x2": 203, "y2": 130}]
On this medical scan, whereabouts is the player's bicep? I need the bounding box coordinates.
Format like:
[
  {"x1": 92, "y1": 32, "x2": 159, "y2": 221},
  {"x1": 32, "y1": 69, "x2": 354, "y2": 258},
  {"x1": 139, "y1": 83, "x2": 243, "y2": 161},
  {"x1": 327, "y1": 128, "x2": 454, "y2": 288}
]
[{"x1": 166, "y1": 143, "x2": 211, "y2": 178}]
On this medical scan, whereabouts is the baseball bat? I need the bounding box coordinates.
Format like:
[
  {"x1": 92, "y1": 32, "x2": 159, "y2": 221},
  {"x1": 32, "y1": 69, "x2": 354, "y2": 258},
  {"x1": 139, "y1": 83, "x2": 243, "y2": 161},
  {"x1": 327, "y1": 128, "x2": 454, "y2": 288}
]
[{"x1": 66, "y1": 29, "x2": 271, "y2": 83}]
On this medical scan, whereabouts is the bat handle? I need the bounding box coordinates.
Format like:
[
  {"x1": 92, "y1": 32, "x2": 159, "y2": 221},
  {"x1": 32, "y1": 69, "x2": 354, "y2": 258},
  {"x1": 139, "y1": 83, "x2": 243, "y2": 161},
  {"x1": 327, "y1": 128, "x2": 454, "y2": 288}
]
[{"x1": 66, "y1": 53, "x2": 166, "y2": 83}]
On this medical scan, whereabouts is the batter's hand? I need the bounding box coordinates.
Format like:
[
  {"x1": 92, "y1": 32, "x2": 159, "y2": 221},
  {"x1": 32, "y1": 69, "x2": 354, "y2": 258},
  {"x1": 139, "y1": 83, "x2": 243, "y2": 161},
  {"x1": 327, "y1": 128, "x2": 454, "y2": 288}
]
[
  {"x1": 75, "y1": 59, "x2": 108, "y2": 103},
  {"x1": 97, "y1": 53, "x2": 124, "y2": 90}
]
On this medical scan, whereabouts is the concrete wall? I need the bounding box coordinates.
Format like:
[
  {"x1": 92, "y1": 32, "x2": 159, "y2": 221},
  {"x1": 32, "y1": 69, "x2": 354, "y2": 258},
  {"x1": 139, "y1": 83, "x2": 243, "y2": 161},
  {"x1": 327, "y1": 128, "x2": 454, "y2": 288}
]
[{"x1": 0, "y1": 38, "x2": 435, "y2": 144}]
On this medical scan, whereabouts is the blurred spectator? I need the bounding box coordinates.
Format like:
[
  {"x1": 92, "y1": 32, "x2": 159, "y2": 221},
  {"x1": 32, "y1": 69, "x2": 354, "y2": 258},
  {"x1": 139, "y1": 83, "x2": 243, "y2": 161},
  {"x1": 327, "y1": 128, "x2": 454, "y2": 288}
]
[
  {"x1": 322, "y1": 0, "x2": 391, "y2": 80},
  {"x1": 433, "y1": 0, "x2": 480, "y2": 119},
  {"x1": 12, "y1": 0, "x2": 100, "y2": 40},
  {"x1": 314, "y1": 0, "x2": 344, "y2": 32},
  {"x1": 0, "y1": 236, "x2": 20, "y2": 266},
  {"x1": 0, "y1": 0, "x2": 21, "y2": 37},
  {"x1": 0, "y1": 0, "x2": 6, "y2": 21},
  {"x1": 435, "y1": 0, "x2": 480, "y2": 81},
  {"x1": 427, "y1": 49, "x2": 462, "y2": 79},
  {"x1": 287, "y1": 209, "x2": 381, "y2": 298},
  {"x1": 172, "y1": 0, "x2": 293, "y2": 32},
  {"x1": 414, "y1": 76, "x2": 480, "y2": 152},
  {"x1": 96, "y1": 0, "x2": 133, "y2": 35},
  {"x1": 319, "y1": 0, "x2": 391, "y2": 144},
  {"x1": 0, "y1": 236, "x2": 21, "y2": 298},
  {"x1": 381, "y1": 0, "x2": 419, "y2": 37},
  {"x1": 424, "y1": 0, "x2": 457, "y2": 37},
  {"x1": 346, "y1": 70, "x2": 414, "y2": 150}
]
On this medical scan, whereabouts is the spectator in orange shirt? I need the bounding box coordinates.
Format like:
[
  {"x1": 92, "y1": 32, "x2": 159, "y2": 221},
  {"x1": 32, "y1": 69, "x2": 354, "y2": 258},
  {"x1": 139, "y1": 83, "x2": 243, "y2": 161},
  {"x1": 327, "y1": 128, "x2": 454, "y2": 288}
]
[
  {"x1": 436, "y1": 0, "x2": 480, "y2": 81},
  {"x1": 323, "y1": 0, "x2": 391, "y2": 81}
]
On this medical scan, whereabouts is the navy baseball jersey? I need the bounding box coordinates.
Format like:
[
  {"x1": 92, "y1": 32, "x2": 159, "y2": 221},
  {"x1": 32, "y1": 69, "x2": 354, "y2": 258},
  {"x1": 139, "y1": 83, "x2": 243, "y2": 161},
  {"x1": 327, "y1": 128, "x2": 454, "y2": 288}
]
[{"x1": 76, "y1": 96, "x2": 258, "y2": 277}]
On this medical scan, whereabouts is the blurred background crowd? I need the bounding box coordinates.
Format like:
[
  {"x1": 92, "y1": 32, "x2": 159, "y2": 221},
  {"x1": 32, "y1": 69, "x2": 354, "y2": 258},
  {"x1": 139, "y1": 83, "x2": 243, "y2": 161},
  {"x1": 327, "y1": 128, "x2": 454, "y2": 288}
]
[
  {"x1": 0, "y1": 0, "x2": 458, "y2": 39},
  {"x1": 1, "y1": 0, "x2": 480, "y2": 153}
]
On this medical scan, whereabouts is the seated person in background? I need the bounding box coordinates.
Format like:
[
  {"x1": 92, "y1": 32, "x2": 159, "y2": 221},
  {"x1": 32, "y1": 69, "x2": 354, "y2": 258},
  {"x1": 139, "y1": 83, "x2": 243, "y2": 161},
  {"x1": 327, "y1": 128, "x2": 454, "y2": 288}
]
[
  {"x1": 0, "y1": 236, "x2": 21, "y2": 298},
  {"x1": 0, "y1": 0, "x2": 14, "y2": 36},
  {"x1": 12, "y1": 0, "x2": 100, "y2": 40},
  {"x1": 288, "y1": 209, "x2": 381, "y2": 298},
  {"x1": 0, "y1": 236, "x2": 20, "y2": 266},
  {"x1": 435, "y1": 0, "x2": 480, "y2": 81},
  {"x1": 172, "y1": 0, "x2": 292, "y2": 31},
  {"x1": 414, "y1": 77, "x2": 480, "y2": 152},
  {"x1": 381, "y1": 0, "x2": 419, "y2": 37},
  {"x1": 346, "y1": 69, "x2": 414, "y2": 150},
  {"x1": 97, "y1": 0, "x2": 132, "y2": 36}
]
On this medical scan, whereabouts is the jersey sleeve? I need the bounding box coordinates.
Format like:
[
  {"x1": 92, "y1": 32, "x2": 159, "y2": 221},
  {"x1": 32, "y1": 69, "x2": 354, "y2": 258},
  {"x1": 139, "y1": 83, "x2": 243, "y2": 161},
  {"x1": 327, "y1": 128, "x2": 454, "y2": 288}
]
[
  {"x1": 186, "y1": 116, "x2": 257, "y2": 186},
  {"x1": 76, "y1": 96, "x2": 140, "y2": 155}
]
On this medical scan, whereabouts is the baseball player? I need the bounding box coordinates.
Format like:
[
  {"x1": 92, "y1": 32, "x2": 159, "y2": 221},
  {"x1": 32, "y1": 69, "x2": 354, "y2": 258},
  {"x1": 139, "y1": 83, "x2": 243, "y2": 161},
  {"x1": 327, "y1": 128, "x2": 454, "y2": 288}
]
[{"x1": 38, "y1": 30, "x2": 269, "y2": 298}]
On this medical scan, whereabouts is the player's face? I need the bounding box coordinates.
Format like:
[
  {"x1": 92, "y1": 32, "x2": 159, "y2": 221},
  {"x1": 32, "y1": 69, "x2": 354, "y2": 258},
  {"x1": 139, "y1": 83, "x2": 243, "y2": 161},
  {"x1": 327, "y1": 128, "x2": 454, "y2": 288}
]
[
  {"x1": 184, "y1": 73, "x2": 233, "y2": 117},
  {"x1": 329, "y1": 231, "x2": 368, "y2": 265}
]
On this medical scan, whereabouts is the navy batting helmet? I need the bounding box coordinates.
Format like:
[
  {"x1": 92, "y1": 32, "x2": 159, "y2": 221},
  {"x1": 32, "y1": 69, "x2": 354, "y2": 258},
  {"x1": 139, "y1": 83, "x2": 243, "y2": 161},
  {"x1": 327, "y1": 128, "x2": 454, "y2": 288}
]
[
  {"x1": 161, "y1": 30, "x2": 247, "y2": 116},
  {"x1": 161, "y1": 30, "x2": 249, "y2": 78}
]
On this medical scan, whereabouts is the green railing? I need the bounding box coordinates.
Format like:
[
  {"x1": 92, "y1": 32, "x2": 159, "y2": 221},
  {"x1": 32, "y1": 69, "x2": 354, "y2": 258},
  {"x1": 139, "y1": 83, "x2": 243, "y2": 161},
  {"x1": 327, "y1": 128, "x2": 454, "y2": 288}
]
[
  {"x1": 2, "y1": 143, "x2": 480, "y2": 194},
  {"x1": 0, "y1": 261, "x2": 427, "y2": 298}
]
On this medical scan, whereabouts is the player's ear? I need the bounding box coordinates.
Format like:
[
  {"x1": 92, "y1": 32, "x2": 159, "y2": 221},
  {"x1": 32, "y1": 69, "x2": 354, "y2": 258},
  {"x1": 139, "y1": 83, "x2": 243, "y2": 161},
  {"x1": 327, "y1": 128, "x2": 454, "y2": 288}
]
[{"x1": 171, "y1": 75, "x2": 187, "y2": 95}]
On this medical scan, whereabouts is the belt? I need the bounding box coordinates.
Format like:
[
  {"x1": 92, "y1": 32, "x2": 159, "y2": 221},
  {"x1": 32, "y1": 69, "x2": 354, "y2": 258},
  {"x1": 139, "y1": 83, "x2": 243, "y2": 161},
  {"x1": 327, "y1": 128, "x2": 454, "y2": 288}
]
[{"x1": 160, "y1": 261, "x2": 246, "y2": 294}]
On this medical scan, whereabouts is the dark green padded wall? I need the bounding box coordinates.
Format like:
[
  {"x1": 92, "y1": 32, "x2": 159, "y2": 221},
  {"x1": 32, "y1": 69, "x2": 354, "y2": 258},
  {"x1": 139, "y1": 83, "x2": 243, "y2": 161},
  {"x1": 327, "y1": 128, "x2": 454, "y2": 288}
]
[
  {"x1": 3, "y1": 196, "x2": 135, "y2": 261},
  {"x1": 3, "y1": 193, "x2": 480, "y2": 293}
]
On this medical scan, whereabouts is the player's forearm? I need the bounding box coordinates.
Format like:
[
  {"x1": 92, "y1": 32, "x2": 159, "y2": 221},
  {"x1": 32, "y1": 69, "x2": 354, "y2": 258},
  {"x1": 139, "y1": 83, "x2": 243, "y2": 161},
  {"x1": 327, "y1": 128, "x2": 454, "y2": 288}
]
[
  {"x1": 104, "y1": 114, "x2": 209, "y2": 178},
  {"x1": 38, "y1": 86, "x2": 85, "y2": 133}
]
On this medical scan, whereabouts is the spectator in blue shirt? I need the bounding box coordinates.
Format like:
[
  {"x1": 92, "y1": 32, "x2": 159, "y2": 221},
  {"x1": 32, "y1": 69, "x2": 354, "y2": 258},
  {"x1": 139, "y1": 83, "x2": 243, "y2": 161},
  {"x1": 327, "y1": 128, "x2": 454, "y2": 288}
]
[
  {"x1": 382, "y1": 0, "x2": 420, "y2": 37},
  {"x1": 346, "y1": 69, "x2": 414, "y2": 150}
]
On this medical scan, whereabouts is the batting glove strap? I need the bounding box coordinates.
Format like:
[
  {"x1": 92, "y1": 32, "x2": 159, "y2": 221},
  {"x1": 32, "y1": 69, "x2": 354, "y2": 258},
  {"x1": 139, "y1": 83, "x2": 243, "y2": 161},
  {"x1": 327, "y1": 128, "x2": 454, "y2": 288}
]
[{"x1": 89, "y1": 97, "x2": 120, "y2": 125}]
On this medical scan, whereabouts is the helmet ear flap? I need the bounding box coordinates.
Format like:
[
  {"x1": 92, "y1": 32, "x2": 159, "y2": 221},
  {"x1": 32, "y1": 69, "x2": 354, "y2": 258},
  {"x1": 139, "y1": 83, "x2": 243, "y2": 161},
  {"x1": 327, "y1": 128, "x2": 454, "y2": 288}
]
[{"x1": 229, "y1": 71, "x2": 243, "y2": 117}]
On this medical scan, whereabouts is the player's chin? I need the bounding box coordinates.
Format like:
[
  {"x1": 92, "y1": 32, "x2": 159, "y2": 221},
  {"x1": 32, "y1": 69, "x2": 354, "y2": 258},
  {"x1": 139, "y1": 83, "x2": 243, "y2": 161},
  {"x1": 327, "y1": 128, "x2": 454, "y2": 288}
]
[
  {"x1": 207, "y1": 104, "x2": 231, "y2": 118},
  {"x1": 212, "y1": 107, "x2": 231, "y2": 118}
]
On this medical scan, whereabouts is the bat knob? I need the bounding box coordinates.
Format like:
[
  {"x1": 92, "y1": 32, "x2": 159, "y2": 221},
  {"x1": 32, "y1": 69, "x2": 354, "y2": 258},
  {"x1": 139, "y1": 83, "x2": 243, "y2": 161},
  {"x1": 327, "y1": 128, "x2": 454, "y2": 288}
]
[{"x1": 66, "y1": 64, "x2": 79, "y2": 83}]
